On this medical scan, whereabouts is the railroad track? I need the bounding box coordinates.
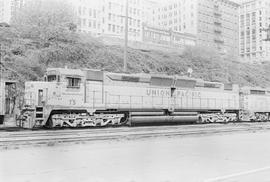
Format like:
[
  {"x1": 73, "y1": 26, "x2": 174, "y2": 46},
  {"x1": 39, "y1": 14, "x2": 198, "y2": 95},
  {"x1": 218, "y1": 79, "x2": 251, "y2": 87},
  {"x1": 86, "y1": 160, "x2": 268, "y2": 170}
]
[{"x1": 1, "y1": 123, "x2": 270, "y2": 149}]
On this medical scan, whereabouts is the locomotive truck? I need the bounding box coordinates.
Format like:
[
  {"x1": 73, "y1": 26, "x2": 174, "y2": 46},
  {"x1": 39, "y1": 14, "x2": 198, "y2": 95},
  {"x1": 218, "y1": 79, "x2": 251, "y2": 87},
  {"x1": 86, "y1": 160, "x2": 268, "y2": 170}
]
[{"x1": 17, "y1": 67, "x2": 270, "y2": 129}]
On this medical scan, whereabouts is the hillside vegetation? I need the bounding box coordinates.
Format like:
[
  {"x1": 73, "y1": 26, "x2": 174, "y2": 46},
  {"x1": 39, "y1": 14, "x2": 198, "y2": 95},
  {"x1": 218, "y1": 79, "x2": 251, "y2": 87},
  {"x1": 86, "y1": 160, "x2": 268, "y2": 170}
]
[
  {"x1": 1, "y1": 0, "x2": 270, "y2": 88},
  {"x1": 2, "y1": 33, "x2": 270, "y2": 88}
]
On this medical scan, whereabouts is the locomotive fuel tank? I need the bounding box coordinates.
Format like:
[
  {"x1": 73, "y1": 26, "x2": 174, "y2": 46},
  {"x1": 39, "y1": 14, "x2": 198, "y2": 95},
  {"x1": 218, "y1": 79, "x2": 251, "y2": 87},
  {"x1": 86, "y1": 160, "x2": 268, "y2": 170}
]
[{"x1": 129, "y1": 115, "x2": 198, "y2": 125}]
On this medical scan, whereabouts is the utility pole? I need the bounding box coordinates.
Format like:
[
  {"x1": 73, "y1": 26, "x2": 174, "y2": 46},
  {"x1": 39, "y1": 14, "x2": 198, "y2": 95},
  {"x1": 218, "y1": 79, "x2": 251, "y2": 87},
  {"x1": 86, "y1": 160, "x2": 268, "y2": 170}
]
[
  {"x1": 0, "y1": 22, "x2": 9, "y2": 83},
  {"x1": 0, "y1": 33, "x2": 3, "y2": 84},
  {"x1": 124, "y1": 0, "x2": 128, "y2": 72}
]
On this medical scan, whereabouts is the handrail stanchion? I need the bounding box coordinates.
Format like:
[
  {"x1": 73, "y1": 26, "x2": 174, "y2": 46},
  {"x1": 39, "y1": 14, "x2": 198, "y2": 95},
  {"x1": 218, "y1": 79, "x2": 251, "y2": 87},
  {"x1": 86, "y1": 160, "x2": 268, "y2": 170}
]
[
  {"x1": 118, "y1": 95, "x2": 120, "y2": 108},
  {"x1": 93, "y1": 91, "x2": 95, "y2": 108},
  {"x1": 129, "y1": 95, "x2": 132, "y2": 109}
]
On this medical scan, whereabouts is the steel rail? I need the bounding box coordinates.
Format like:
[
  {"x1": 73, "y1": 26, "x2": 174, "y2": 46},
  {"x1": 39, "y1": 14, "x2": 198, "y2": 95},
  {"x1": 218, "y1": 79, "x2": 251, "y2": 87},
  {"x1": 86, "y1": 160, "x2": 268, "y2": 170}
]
[
  {"x1": 0, "y1": 122, "x2": 264, "y2": 137},
  {"x1": 1, "y1": 123, "x2": 270, "y2": 148}
]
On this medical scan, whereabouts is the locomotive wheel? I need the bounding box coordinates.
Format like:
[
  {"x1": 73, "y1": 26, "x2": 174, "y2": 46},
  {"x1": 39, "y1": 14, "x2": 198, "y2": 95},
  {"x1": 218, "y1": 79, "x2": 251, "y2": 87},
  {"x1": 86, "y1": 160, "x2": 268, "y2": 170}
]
[
  {"x1": 119, "y1": 113, "x2": 129, "y2": 125},
  {"x1": 198, "y1": 116, "x2": 203, "y2": 124}
]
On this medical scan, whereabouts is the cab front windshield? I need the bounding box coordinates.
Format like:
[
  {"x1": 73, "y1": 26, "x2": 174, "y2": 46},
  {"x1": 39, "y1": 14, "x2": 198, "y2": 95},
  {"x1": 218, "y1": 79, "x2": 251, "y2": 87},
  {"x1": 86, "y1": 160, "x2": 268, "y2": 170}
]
[{"x1": 47, "y1": 75, "x2": 57, "y2": 82}]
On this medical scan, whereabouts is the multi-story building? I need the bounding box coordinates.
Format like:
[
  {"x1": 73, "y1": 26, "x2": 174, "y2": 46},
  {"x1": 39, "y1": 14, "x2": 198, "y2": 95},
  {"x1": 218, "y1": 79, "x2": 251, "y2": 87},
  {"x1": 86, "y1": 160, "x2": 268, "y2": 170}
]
[
  {"x1": 239, "y1": 0, "x2": 270, "y2": 62},
  {"x1": 72, "y1": 0, "x2": 103, "y2": 36},
  {"x1": 0, "y1": 0, "x2": 11, "y2": 23},
  {"x1": 73, "y1": 0, "x2": 143, "y2": 41},
  {"x1": 104, "y1": 0, "x2": 143, "y2": 41},
  {"x1": 141, "y1": 0, "x2": 159, "y2": 26},
  {"x1": 11, "y1": 0, "x2": 24, "y2": 21},
  {"x1": 73, "y1": 0, "x2": 198, "y2": 45},
  {"x1": 142, "y1": 24, "x2": 196, "y2": 47},
  {"x1": 0, "y1": 0, "x2": 24, "y2": 23},
  {"x1": 153, "y1": 0, "x2": 239, "y2": 57}
]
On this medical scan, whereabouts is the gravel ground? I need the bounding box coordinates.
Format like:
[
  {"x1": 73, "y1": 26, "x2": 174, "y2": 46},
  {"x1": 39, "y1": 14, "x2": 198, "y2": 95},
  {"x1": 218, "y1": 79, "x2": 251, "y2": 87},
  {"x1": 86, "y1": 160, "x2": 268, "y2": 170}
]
[{"x1": 1, "y1": 130, "x2": 270, "y2": 182}]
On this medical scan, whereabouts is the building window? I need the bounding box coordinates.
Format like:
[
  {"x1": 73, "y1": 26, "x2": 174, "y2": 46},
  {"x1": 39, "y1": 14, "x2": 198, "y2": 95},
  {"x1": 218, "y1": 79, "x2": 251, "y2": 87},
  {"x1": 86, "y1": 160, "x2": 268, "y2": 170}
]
[
  {"x1": 109, "y1": 2, "x2": 112, "y2": 9},
  {"x1": 93, "y1": 10, "x2": 96, "y2": 18},
  {"x1": 109, "y1": 13, "x2": 111, "y2": 20},
  {"x1": 246, "y1": 13, "x2": 250, "y2": 25},
  {"x1": 241, "y1": 31, "x2": 244, "y2": 36},
  {"x1": 88, "y1": 20, "x2": 91, "y2": 27},
  {"x1": 89, "y1": 9, "x2": 92, "y2": 16},
  {"x1": 78, "y1": 6, "x2": 81, "y2": 15}
]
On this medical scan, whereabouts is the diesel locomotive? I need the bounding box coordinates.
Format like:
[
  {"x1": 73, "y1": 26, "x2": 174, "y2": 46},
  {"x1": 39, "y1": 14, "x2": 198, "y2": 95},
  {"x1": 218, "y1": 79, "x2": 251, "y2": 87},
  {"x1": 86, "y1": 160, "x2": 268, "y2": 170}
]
[{"x1": 17, "y1": 67, "x2": 270, "y2": 128}]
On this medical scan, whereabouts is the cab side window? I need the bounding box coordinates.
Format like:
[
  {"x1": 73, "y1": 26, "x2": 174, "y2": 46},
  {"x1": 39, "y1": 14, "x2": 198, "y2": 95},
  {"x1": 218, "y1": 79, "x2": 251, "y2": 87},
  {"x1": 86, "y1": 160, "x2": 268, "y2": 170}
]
[
  {"x1": 67, "y1": 77, "x2": 81, "y2": 88},
  {"x1": 47, "y1": 75, "x2": 60, "y2": 82}
]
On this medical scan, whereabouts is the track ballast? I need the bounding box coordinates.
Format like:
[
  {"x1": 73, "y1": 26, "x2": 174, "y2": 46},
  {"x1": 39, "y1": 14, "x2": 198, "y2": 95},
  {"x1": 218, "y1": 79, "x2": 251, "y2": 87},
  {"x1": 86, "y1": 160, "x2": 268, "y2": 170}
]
[{"x1": 1, "y1": 123, "x2": 270, "y2": 149}]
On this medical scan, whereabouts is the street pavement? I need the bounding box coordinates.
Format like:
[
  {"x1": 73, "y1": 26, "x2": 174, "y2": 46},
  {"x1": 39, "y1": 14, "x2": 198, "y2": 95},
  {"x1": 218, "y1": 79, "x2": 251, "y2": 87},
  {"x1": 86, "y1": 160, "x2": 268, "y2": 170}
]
[{"x1": 1, "y1": 130, "x2": 270, "y2": 182}]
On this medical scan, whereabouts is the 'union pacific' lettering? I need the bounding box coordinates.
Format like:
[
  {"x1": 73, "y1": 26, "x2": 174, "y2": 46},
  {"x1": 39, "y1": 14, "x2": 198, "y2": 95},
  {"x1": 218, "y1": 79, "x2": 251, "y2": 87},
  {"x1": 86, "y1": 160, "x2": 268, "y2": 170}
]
[
  {"x1": 176, "y1": 90, "x2": 201, "y2": 98},
  {"x1": 146, "y1": 89, "x2": 170, "y2": 97},
  {"x1": 146, "y1": 89, "x2": 201, "y2": 98}
]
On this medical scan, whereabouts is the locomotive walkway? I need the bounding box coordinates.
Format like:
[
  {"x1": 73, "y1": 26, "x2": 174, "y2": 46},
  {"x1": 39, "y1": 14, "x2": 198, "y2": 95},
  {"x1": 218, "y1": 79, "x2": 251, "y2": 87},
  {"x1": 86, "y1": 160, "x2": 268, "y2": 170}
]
[{"x1": 1, "y1": 122, "x2": 270, "y2": 149}]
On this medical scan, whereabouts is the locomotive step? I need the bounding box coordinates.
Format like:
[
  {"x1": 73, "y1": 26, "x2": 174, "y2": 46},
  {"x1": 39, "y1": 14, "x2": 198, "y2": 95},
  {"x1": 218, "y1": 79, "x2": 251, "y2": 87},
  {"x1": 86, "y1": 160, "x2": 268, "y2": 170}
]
[{"x1": 35, "y1": 112, "x2": 44, "y2": 114}]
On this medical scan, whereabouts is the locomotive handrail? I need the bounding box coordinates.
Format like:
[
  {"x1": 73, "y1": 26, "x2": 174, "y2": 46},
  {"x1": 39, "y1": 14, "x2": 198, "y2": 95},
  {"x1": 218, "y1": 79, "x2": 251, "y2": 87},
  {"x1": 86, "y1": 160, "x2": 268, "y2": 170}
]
[
  {"x1": 173, "y1": 97, "x2": 236, "y2": 110},
  {"x1": 23, "y1": 89, "x2": 238, "y2": 111},
  {"x1": 100, "y1": 92, "x2": 237, "y2": 110},
  {"x1": 104, "y1": 93, "x2": 171, "y2": 109}
]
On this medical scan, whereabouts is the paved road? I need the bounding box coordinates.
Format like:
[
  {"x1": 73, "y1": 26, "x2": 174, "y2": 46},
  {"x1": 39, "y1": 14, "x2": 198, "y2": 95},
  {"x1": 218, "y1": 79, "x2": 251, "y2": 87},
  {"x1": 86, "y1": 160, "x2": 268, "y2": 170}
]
[{"x1": 1, "y1": 130, "x2": 270, "y2": 182}]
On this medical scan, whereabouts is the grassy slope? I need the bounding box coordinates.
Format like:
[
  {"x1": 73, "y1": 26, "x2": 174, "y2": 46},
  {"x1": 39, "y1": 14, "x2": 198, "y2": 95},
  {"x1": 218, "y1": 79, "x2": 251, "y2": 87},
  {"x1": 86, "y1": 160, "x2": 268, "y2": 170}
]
[{"x1": 2, "y1": 34, "x2": 270, "y2": 88}]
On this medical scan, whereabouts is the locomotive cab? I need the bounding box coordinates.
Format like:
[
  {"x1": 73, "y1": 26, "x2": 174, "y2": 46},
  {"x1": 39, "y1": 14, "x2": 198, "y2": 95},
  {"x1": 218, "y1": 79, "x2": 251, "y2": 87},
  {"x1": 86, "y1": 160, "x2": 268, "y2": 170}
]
[
  {"x1": 20, "y1": 67, "x2": 93, "y2": 128},
  {"x1": 46, "y1": 68, "x2": 83, "y2": 87}
]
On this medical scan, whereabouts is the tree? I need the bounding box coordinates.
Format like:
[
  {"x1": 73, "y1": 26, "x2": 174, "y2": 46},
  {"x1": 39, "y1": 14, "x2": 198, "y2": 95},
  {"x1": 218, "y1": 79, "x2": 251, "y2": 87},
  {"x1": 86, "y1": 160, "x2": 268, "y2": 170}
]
[{"x1": 12, "y1": 0, "x2": 77, "y2": 43}]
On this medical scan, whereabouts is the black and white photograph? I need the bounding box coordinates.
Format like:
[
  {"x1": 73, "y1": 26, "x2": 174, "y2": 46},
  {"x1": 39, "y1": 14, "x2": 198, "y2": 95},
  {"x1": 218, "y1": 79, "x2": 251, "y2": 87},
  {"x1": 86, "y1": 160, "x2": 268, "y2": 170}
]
[{"x1": 1, "y1": 0, "x2": 270, "y2": 181}]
